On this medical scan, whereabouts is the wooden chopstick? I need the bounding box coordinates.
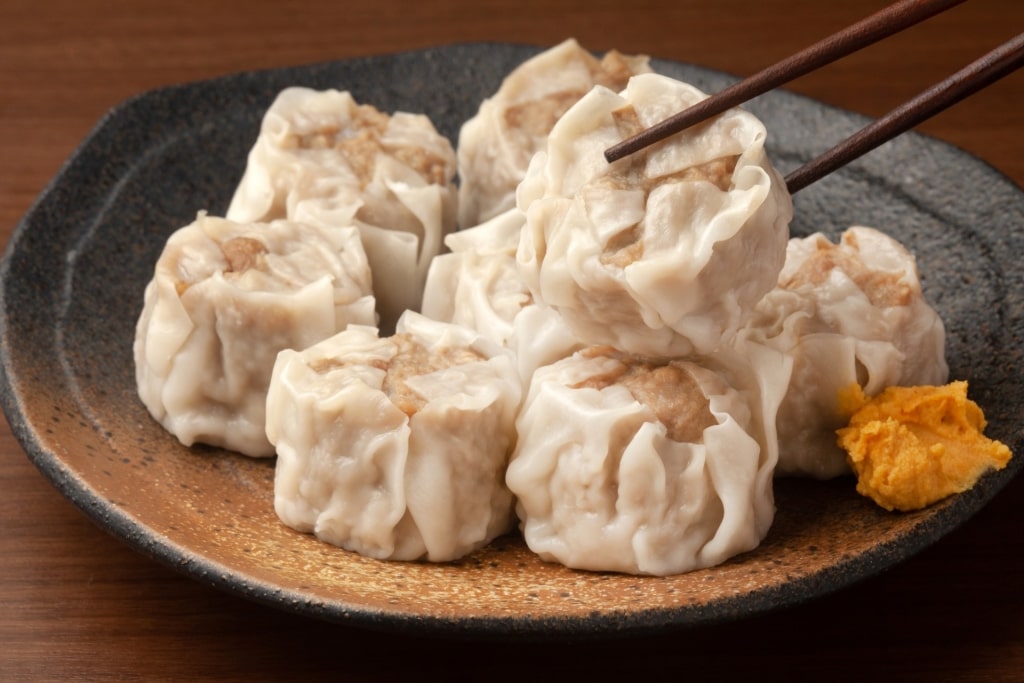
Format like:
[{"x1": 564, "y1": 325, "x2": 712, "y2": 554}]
[
  {"x1": 785, "y1": 32, "x2": 1024, "y2": 193},
  {"x1": 603, "y1": 0, "x2": 967, "y2": 163}
]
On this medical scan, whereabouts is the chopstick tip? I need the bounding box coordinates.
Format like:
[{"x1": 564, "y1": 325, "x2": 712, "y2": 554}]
[{"x1": 603, "y1": 143, "x2": 627, "y2": 164}]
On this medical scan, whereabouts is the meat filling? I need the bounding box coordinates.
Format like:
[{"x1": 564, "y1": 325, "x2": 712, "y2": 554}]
[
  {"x1": 780, "y1": 236, "x2": 914, "y2": 308},
  {"x1": 599, "y1": 104, "x2": 739, "y2": 268},
  {"x1": 221, "y1": 236, "x2": 268, "y2": 273},
  {"x1": 291, "y1": 103, "x2": 448, "y2": 187},
  {"x1": 381, "y1": 333, "x2": 485, "y2": 416},
  {"x1": 574, "y1": 350, "x2": 718, "y2": 443}
]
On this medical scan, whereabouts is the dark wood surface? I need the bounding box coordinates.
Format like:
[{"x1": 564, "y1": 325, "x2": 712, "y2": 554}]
[{"x1": 2, "y1": 1, "x2": 1023, "y2": 680}]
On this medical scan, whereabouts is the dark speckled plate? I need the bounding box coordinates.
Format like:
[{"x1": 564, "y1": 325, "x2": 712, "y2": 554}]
[{"x1": 1, "y1": 44, "x2": 1022, "y2": 639}]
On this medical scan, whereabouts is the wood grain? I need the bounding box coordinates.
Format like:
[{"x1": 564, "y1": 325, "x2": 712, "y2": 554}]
[{"x1": 2, "y1": 1, "x2": 1023, "y2": 680}]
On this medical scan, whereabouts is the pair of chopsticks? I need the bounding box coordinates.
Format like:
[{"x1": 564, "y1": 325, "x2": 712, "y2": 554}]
[{"x1": 604, "y1": 0, "x2": 1024, "y2": 194}]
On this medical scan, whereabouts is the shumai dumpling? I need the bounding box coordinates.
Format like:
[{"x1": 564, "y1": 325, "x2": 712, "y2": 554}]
[
  {"x1": 420, "y1": 208, "x2": 586, "y2": 381},
  {"x1": 420, "y1": 208, "x2": 530, "y2": 347},
  {"x1": 743, "y1": 226, "x2": 949, "y2": 479},
  {"x1": 266, "y1": 312, "x2": 522, "y2": 562},
  {"x1": 516, "y1": 72, "x2": 793, "y2": 358},
  {"x1": 506, "y1": 342, "x2": 790, "y2": 576},
  {"x1": 134, "y1": 212, "x2": 376, "y2": 457},
  {"x1": 226, "y1": 87, "x2": 457, "y2": 328},
  {"x1": 456, "y1": 39, "x2": 652, "y2": 229}
]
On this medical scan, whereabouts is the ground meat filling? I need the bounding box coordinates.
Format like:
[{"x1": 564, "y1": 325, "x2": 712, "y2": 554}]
[
  {"x1": 598, "y1": 105, "x2": 739, "y2": 269},
  {"x1": 502, "y1": 50, "x2": 644, "y2": 166},
  {"x1": 388, "y1": 145, "x2": 449, "y2": 187},
  {"x1": 780, "y1": 237, "x2": 914, "y2": 308},
  {"x1": 573, "y1": 351, "x2": 718, "y2": 443},
  {"x1": 653, "y1": 156, "x2": 737, "y2": 193},
  {"x1": 504, "y1": 90, "x2": 584, "y2": 141},
  {"x1": 607, "y1": 105, "x2": 738, "y2": 192},
  {"x1": 600, "y1": 225, "x2": 644, "y2": 269},
  {"x1": 291, "y1": 103, "x2": 448, "y2": 187},
  {"x1": 221, "y1": 236, "x2": 268, "y2": 274},
  {"x1": 595, "y1": 50, "x2": 641, "y2": 90},
  {"x1": 381, "y1": 333, "x2": 485, "y2": 417},
  {"x1": 175, "y1": 234, "x2": 268, "y2": 295}
]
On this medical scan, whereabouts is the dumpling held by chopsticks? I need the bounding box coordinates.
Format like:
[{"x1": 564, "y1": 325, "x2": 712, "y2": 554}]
[{"x1": 516, "y1": 72, "x2": 793, "y2": 357}]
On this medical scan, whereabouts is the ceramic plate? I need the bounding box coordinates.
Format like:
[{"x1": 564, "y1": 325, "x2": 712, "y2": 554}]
[{"x1": 1, "y1": 44, "x2": 1022, "y2": 639}]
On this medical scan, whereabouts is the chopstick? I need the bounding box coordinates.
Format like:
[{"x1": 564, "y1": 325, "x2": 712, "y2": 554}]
[
  {"x1": 785, "y1": 32, "x2": 1024, "y2": 192},
  {"x1": 603, "y1": 0, "x2": 968, "y2": 165}
]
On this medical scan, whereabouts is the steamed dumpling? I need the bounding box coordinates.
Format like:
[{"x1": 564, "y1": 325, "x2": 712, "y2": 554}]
[
  {"x1": 420, "y1": 208, "x2": 530, "y2": 347},
  {"x1": 420, "y1": 208, "x2": 586, "y2": 382},
  {"x1": 227, "y1": 87, "x2": 458, "y2": 328},
  {"x1": 134, "y1": 212, "x2": 376, "y2": 457},
  {"x1": 227, "y1": 87, "x2": 457, "y2": 226},
  {"x1": 516, "y1": 72, "x2": 793, "y2": 358},
  {"x1": 506, "y1": 342, "x2": 790, "y2": 576},
  {"x1": 457, "y1": 39, "x2": 652, "y2": 229},
  {"x1": 267, "y1": 311, "x2": 522, "y2": 562},
  {"x1": 744, "y1": 226, "x2": 949, "y2": 478}
]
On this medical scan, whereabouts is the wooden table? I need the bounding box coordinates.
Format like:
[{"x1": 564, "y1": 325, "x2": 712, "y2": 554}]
[{"x1": 2, "y1": 1, "x2": 1023, "y2": 680}]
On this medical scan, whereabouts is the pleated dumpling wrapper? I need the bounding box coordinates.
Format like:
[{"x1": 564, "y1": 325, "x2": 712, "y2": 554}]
[
  {"x1": 420, "y1": 208, "x2": 530, "y2": 347},
  {"x1": 134, "y1": 212, "x2": 376, "y2": 457},
  {"x1": 266, "y1": 311, "x2": 523, "y2": 562},
  {"x1": 226, "y1": 87, "x2": 458, "y2": 328},
  {"x1": 743, "y1": 226, "x2": 948, "y2": 479},
  {"x1": 456, "y1": 38, "x2": 652, "y2": 229},
  {"x1": 420, "y1": 208, "x2": 585, "y2": 380},
  {"x1": 517, "y1": 72, "x2": 793, "y2": 358},
  {"x1": 506, "y1": 342, "x2": 792, "y2": 576}
]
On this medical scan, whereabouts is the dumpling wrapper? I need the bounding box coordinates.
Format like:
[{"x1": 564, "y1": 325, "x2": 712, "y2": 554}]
[
  {"x1": 134, "y1": 212, "x2": 376, "y2": 457},
  {"x1": 508, "y1": 303, "x2": 587, "y2": 385},
  {"x1": 420, "y1": 208, "x2": 586, "y2": 381},
  {"x1": 456, "y1": 38, "x2": 652, "y2": 229},
  {"x1": 516, "y1": 72, "x2": 793, "y2": 358},
  {"x1": 506, "y1": 341, "x2": 790, "y2": 576},
  {"x1": 266, "y1": 311, "x2": 522, "y2": 562},
  {"x1": 743, "y1": 226, "x2": 949, "y2": 478},
  {"x1": 226, "y1": 87, "x2": 457, "y2": 329},
  {"x1": 420, "y1": 208, "x2": 530, "y2": 347}
]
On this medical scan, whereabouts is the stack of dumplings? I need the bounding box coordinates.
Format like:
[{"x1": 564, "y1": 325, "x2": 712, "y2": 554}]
[
  {"x1": 515, "y1": 71, "x2": 793, "y2": 358},
  {"x1": 133, "y1": 40, "x2": 949, "y2": 576}
]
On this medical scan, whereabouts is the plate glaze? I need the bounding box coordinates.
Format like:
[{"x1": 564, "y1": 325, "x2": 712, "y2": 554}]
[{"x1": 1, "y1": 43, "x2": 1022, "y2": 639}]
